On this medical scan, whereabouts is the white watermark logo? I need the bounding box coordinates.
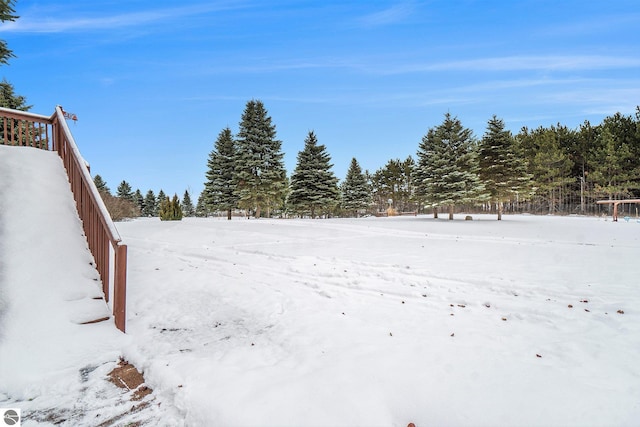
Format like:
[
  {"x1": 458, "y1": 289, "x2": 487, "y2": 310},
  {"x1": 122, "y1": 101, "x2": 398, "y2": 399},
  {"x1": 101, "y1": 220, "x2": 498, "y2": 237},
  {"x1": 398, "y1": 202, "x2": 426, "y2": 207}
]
[{"x1": 1, "y1": 408, "x2": 21, "y2": 426}]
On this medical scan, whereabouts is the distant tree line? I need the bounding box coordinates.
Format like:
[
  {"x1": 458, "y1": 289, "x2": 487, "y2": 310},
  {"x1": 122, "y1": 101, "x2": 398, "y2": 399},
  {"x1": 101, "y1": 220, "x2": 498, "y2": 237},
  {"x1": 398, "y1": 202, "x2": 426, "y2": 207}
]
[
  {"x1": 96, "y1": 100, "x2": 640, "y2": 221},
  {"x1": 201, "y1": 100, "x2": 639, "y2": 220},
  {"x1": 93, "y1": 176, "x2": 194, "y2": 221}
]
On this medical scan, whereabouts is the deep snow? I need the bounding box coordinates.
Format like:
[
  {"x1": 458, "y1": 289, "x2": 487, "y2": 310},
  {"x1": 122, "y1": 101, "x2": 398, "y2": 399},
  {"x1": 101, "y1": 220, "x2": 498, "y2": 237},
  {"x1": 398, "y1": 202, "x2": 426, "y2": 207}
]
[{"x1": 1, "y1": 144, "x2": 639, "y2": 426}]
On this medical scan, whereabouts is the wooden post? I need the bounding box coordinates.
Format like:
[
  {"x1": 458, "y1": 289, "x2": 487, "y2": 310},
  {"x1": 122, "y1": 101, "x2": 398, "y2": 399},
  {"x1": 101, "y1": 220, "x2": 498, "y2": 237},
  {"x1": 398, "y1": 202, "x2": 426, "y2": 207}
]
[
  {"x1": 114, "y1": 244, "x2": 127, "y2": 333},
  {"x1": 102, "y1": 234, "x2": 110, "y2": 300}
]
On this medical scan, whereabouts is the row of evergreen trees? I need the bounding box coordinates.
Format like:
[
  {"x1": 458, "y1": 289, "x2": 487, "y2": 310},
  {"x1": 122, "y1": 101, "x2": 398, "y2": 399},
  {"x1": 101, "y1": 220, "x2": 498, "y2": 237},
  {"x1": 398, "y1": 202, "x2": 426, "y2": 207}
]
[
  {"x1": 96, "y1": 98, "x2": 640, "y2": 221},
  {"x1": 93, "y1": 177, "x2": 193, "y2": 221},
  {"x1": 201, "y1": 100, "x2": 639, "y2": 220},
  {"x1": 202, "y1": 100, "x2": 373, "y2": 219},
  {"x1": 367, "y1": 109, "x2": 640, "y2": 218}
]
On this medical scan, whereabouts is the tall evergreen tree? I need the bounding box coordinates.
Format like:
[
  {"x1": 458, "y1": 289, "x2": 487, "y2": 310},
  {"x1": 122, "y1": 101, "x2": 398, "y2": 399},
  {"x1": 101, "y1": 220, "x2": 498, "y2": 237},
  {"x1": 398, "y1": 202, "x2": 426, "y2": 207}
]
[
  {"x1": 576, "y1": 121, "x2": 598, "y2": 212},
  {"x1": 596, "y1": 112, "x2": 640, "y2": 197},
  {"x1": 142, "y1": 190, "x2": 156, "y2": 217},
  {"x1": 116, "y1": 180, "x2": 134, "y2": 202},
  {"x1": 371, "y1": 157, "x2": 416, "y2": 214},
  {"x1": 181, "y1": 190, "x2": 195, "y2": 217},
  {"x1": 0, "y1": 1, "x2": 18, "y2": 65},
  {"x1": 341, "y1": 158, "x2": 371, "y2": 217},
  {"x1": 0, "y1": 79, "x2": 29, "y2": 110},
  {"x1": 0, "y1": 79, "x2": 32, "y2": 144},
  {"x1": 589, "y1": 127, "x2": 636, "y2": 202},
  {"x1": 195, "y1": 192, "x2": 209, "y2": 217},
  {"x1": 0, "y1": 3, "x2": 31, "y2": 144},
  {"x1": 478, "y1": 116, "x2": 532, "y2": 220},
  {"x1": 156, "y1": 189, "x2": 167, "y2": 216},
  {"x1": 414, "y1": 113, "x2": 486, "y2": 219},
  {"x1": 204, "y1": 127, "x2": 238, "y2": 220},
  {"x1": 287, "y1": 131, "x2": 340, "y2": 218},
  {"x1": 414, "y1": 128, "x2": 442, "y2": 218},
  {"x1": 93, "y1": 175, "x2": 111, "y2": 195},
  {"x1": 234, "y1": 100, "x2": 287, "y2": 218},
  {"x1": 518, "y1": 126, "x2": 574, "y2": 214},
  {"x1": 134, "y1": 189, "x2": 144, "y2": 213}
]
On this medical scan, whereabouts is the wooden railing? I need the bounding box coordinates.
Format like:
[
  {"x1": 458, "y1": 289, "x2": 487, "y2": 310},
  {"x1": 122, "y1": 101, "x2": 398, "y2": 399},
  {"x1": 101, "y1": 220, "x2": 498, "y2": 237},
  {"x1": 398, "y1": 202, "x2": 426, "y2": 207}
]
[
  {"x1": 597, "y1": 199, "x2": 640, "y2": 222},
  {"x1": 0, "y1": 106, "x2": 127, "y2": 332}
]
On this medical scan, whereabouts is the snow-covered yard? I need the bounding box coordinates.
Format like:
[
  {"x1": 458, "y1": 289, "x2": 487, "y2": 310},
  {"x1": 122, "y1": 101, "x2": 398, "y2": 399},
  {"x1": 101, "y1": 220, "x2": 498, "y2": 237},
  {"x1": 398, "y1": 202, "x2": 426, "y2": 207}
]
[
  {"x1": 1, "y1": 145, "x2": 639, "y2": 426},
  {"x1": 118, "y1": 214, "x2": 640, "y2": 426}
]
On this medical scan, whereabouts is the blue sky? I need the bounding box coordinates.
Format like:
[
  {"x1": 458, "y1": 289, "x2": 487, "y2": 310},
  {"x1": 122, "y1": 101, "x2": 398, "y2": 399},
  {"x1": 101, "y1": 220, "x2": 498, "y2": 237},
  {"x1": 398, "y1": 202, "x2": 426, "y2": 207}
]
[{"x1": 2, "y1": 1, "x2": 639, "y2": 198}]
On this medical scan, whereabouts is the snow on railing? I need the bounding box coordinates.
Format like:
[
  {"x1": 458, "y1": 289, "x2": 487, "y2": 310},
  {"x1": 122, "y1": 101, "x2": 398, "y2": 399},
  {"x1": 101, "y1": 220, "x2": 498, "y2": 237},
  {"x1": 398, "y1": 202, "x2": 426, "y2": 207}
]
[{"x1": 0, "y1": 106, "x2": 128, "y2": 332}]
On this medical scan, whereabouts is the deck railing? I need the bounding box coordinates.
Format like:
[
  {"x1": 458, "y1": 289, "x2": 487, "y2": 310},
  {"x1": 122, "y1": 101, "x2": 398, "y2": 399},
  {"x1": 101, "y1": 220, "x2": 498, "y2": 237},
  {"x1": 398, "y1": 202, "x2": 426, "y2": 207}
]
[{"x1": 0, "y1": 106, "x2": 127, "y2": 332}]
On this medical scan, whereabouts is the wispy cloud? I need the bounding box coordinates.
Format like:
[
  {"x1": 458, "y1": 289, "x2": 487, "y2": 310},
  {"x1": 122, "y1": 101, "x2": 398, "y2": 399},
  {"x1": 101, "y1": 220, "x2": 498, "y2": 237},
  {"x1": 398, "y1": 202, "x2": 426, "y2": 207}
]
[
  {"x1": 447, "y1": 77, "x2": 613, "y2": 93},
  {"x1": 545, "y1": 87, "x2": 640, "y2": 107},
  {"x1": 0, "y1": 2, "x2": 246, "y2": 33},
  {"x1": 374, "y1": 55, "x2": 640, "y2": 74},
  {"x1": 535, "y1": 13, "x2": 640, "y2": 38},
  {"x1": 182, "y1": 56, "x2": 364, "y2": 75},
  {"x1": 199, "y1": 54, "x2": 639, "y2": 75},
  {"x1": 357, "y1": 3, "x2": 415, "y2": 27},
  {"x1": 190, "y1": 54, "x2": 640, "y2": 76}
]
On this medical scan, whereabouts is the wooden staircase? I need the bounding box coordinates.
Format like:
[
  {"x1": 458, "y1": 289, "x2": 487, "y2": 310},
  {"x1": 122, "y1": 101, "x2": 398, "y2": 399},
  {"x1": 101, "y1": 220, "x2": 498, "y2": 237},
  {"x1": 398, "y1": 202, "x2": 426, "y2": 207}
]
[{"x1": 0, "y1": 106, "x2": 128, "y2": 332}]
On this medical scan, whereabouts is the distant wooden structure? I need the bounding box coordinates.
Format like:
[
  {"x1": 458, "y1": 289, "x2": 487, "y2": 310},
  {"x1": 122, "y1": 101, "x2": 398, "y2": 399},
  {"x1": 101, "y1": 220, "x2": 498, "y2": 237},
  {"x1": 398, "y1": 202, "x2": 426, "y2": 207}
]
[{"x1": 596, "y1": 199, "x2": 640, "y2": 222}]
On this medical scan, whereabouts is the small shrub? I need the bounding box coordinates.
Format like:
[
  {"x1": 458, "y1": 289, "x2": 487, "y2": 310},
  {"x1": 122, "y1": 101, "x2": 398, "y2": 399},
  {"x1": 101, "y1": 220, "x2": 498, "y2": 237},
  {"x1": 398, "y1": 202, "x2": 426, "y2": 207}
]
[{"x1": 159, "y1": 194, "x2": 183, "y2": 221}]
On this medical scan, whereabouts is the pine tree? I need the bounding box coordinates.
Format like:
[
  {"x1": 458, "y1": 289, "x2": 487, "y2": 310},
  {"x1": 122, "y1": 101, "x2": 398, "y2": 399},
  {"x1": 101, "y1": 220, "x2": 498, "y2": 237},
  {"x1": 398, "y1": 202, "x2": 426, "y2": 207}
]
[
  {"x1": 0, "y1": 3, "x2": 31, "y2": 144},
  {"x1": 204, "y1": 127, "x2": 238, "y2": 220},
  {"x1": 159, "y1": 194, "x2": 183, "y2": 221},
  {"x1": 400, "y1": 156, "x2": 417, "y2": 212},
  {"x1": 0, "y1": 79, "x2": 29, "y2": 110},
  {"x1": 195, "y1": 192, "x2": 209, "y2": 217},
  {"x1": 181, "y1": 190, "x2": 195, "y2": 217},
  {"x1": 0, "y1": 79, "x2": 32, "y2": 144},
  {"x1": 341, "y1": 158, "x2": 370, "y2": 217},
  {"x1": 116, "y1": 180, "x2": 134, "y2": 202},
  {"x1": 415, "y1": 127, "x2": 441, "y2": 218},
  {"x1": 134, "y1": 189, "x2": 144, "y2": 213},
  {"x1": 93, "y1": 175, "x2": 111, "y2": 195},
  {"x1": 576, "y1": 121, "x2": 598, "y2": 213},
  {"x1": 593, "y1": 112, "x2": 640, "y2": 199},
  {"x1": 478, "y1": 116, "x2": 532, "y2": 220},
  {"x1": 519, "y1": 126, "x2": 574, "y2": 214},
  {"x1": 415, "y1": 113, "x2": 486, "y2": 219},
  {"x1": 0, "y1": 1, "x2": 18, "y2": 66},
  {"x1": 371, "y1": 157, "x2": 416, "y2": 214},
  {"x1": 589, "y1": 127, "x2": 636, "y2": 202},
  {"x1": 142, "y1": 190, "x2": 156, "y2": 217},
  {"x1": 234, "y1": 100, "x2": 287, "y2": 218},
  {"x1": 156, "y1": 190, "x2": 167, "y2": 216},
  {"x1": 287, "y1": 131, "x2": 340, "y2": 218}
]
